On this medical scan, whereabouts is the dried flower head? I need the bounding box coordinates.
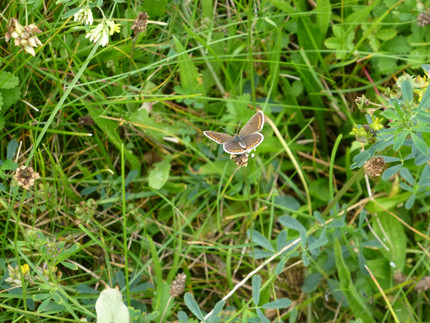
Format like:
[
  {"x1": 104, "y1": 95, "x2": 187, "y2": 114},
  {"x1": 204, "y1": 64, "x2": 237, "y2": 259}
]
[
  {"x1": 169, "y1": 273, "x2": 186, "y2": 297},
  {"x1": 415, "y1": 275, "x2": 430, "y2": 292},
  {"x1": 230, "y1": 153, "x2": 249, "y2": 167},
  {"x1": 13, "y1": 166, "x2": 40, "y2": 190},
  {"x1": 418, "y1": 13, "x2": 430, "y2": 27},
  {"x1": 78, "y1": 115, "x2": 95, "y2": 126},
  {"x1": 364, "y1": 157, "x2": 385, "y2": 177},
  {"x1": 131, "y1": 12, "x2": 149, "y2": 37},
  {"x1": 5, "y1": 18, "x2": 42, "y2": 56}
]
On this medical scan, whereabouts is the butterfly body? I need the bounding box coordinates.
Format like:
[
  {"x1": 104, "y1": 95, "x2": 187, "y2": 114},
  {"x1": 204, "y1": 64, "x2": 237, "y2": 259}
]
[{"x1": 204, "y1": 111, "x2": 264, "y2": 155}]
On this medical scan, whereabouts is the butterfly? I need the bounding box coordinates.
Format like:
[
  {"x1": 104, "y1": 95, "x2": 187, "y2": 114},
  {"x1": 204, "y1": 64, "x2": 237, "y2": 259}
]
[{"x1": 203, "y1": 111, "x2": 264, "y2": 154}]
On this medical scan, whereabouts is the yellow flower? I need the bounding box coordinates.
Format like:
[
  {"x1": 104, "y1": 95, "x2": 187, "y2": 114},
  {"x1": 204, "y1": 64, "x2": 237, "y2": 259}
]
[
  {"x1": 106, "y1": 20, "x2": 121, "y2": 35},
  {"x1": 21, "y1": 264, "x2": 30, "y2": 274},
  {"x1": 370, "y1": 117, "x2": 384, "y2": 131}
]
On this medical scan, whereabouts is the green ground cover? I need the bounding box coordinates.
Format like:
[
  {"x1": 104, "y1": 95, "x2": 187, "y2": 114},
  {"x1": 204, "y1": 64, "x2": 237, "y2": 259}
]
[{"x1": 0, "y1": 0, "x2": 429, "y2": 322}]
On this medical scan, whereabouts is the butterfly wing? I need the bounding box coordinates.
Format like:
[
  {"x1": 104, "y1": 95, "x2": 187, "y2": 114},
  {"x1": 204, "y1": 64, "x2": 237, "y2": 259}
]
[
  {"x1": 204, "y1": 131, "x2": 233, "y2": 144},
  {"x1": 223, "y1": 140, "x2": 249, "y2": 155},
  {"x1": 239, "y1": 111, "x2": 264, "y2": 136},
  {"x1": 241, "y1": 133, "x2": 264, "y2": 151},
  {"x1": 223, "y1": 133, "x2": 264, "y2": 154}
]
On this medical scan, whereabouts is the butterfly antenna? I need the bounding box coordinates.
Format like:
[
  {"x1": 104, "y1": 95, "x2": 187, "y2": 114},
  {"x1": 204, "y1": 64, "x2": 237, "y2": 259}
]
[
  {"x1": 220, "y1": 127, "x2": 235, "y2": 135},
  {"x1": 235, "y1": 120, "x2": 242, "y2": 134}
]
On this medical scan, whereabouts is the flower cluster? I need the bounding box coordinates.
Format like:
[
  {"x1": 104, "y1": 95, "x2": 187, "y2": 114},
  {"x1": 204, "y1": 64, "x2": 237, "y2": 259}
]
[
  {"x1": 363, "y1": 157, "x2": 386, "y2": 177},
  {"x1": 5, "y1": 18, "x2": 42, "y2": 56},
  {"x1": 86, "y1": 19, "x2": 121, "y2": 47},
  {"x1": 75, "y1": 198, "x2": 96, "y2": 224},
  {"x1": 230, "y1": 153, "x2": 249, "y2": 167},
  {"x1": 13, "y1": 165, "x2": 40, "y2": 190},
  {"x1": 5, "y1": 264, "x2": 30, "y2": 286},
  {"x1": 74, "y1": 7, "x2": 94, "y2": 25},
  {"x1": 169, "y1": 273, "x2": 186, "y2": 297},
  {"x1": 131, "y1": 12, "x2": 149, "y2": 37}
]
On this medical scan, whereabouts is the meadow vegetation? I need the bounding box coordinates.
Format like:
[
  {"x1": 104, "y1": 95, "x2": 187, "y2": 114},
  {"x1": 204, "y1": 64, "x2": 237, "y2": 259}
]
[{"x1": 1, "y1": 0, "x2": 430, "y2": 322}]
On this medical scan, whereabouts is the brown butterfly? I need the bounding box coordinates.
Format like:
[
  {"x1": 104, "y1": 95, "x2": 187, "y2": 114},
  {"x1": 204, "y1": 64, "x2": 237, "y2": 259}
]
[{"x1": 204, "y1": 111, "x2": 264, "y2": 154}]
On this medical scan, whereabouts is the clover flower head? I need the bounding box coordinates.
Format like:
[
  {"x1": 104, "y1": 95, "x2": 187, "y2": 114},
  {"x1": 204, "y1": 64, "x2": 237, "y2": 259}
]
[
  {"x1": 74, "y1": 7, "x2": 94, "y2": 25},
  {"x1": 86, "y1": 19, "x2": 121, "y2": 47},
  {"x1": 5, "y1": 264, "x2": 31, "y2": 286},
  {"x1": 5, "y1": 18, "x2": 42, "y2": 56},
  {"x1": 13, "y1": 165, "x2": 40, "y2": 190}
]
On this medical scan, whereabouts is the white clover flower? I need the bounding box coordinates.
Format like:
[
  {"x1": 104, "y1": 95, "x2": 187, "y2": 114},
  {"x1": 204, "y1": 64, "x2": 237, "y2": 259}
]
[
  {"x1": 85, "y1": 19, "x2": 121, "y2": 47},
  {"x1": 74, "y1": 7, "x2": 93, "y2": 25},
  {"x1": 86, "y1": 22, "x2": 109, "y2": 46}
]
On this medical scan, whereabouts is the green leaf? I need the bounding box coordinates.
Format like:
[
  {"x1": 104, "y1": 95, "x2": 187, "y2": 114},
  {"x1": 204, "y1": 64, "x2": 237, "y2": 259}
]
[
  {"x1": 267, "y1": 0, "x2": 296, "y2": 13},
  {"x1": 399, "y1": 168, "x2": 415, "y2": 186},
  {"x1": 375, "y1": 28, "x2": 397, "y2": 41},
  {"x1": 173, "y1": 36, "x2": 205, "y2": 95},
  {"x1": 262, "y1": 298, "x2": 292, "y2": 309},
  {"x1": 0, "y1": 87, "x2": 21, "y2": 109},
  {"x1": 252, "y1": 275, "x2": 262, "y2": 306},
  {"x1": 382, "y1": 164, "x2": 403, "y2": 180},
  {"x1": 7, "y1": 139, "x2": 18, "y2": 160},
  {"x1": 411, "y1": 132, "x2": 428, "y2": 156},
  {"x1": 256, "y1": 308, "x2": 270, "y2": 323},
  {"x1": 148, "y1": 158, "x2": 171, "y2": 190},
  {"x1": 60, "y1": 261, "x2": 78, "y2": 270},
  {"x1": 405, "y1": 193, "x2": 416, "y2": 209},
  {"x1": 382, "y1": 109, "x2": 400, "y2": 121},
  {"x1": 385, "y1": 36, "x2": 410, "y2": 54},
  {"x1": 87, "y1": 107, "x2": 141, "y2": 174},
  {"x1": 147, "y1": 235, "x2": 162, "y2": 285},
  {"x1": 33, "y1": 293, "x2": 50, "y2": 301},
  {"x1": 278, "y1": 215, "x2": 305, "y2": 233},
  {"x1": 366, "y1": 192, "x2": 410, "y2": 212},
  {"x1": 62, "y1": 7, "x2": 81, "y2": 19},
  {"x1": 334, "y1": 240, "x2": 376, "y2": 322},
  {"x1": 372, "y1": 212, "x2": 406, "y2": 271},
  {"x1": 37, "y1": 298, "x2": 51, "y2": 312},
  {"x1": 302, "y1": 272, "x2": 323, "y2": 293},
  {"x1": 0, "y1": 71, "x2": 19, "y2": 89},
  {"x1": 393, "y1": 131, "x2": 408, "y2": 151},
  {"x1": 184, "y1": 293, "x2": 204, "y2": 321},
  {"x1": 264, "y1": 17, "x2": 277, "y2": 27},
  {"x1": 249, "y1": 230, "x2": 275, "y2": 252},
  {"x1": 0, "y1": 159, "x2": 18, "y2": 171},
  {"x1": 207, "y1": 300, "x2": 225, "y2": 323},
  {"x1": 316, "y1": 0, "x2": 331, "y2": 40},
  {"x1": 141, "y1": 0, "x2": 168, "y2": 18},
  {"x1": 401, "y1": 80, "x2": 413, "y2": 102},
  {"x1": 368, "y1": 35, "x2": 379, "y2": 52},
  {"x1": 418, "y1": 82, "x2": 430, "y2": 110},
  {"x1": 374, "y1": 57, "x2": 397, "y2": 75}
]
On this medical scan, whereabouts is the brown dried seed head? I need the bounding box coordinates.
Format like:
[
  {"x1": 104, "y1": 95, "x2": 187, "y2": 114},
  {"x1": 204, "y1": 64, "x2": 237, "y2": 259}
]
[
  {"x1": 169, "y1": 273, "x2": 186, "y2": 297},
  {"x1": 364, "y1": 157, "x2": 385, "y2": 177},
  {"x1": 393, "y1": 271, "x2": 407, "y2": 284},
  {"x1": 13, "y1": 166, "x2": 40, "y2": 190},
  {"x1": 415, "y1": 275, "x2": 430, "y2": 292},
  {"x1": 418, "y1": 13, "x2": 430, "y2": 27},
  {"x1": 131, "y1": 12, "x2": 149, "y2": 36},
  {"x1": 230, "y1": 153, "x2": 249, "y2": 167}
]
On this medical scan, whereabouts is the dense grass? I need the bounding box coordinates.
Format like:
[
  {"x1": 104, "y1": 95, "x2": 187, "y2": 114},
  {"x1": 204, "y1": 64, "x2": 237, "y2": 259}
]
[{"x1": 1, "y1": 0, "x2": 430, "y2": 322}]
